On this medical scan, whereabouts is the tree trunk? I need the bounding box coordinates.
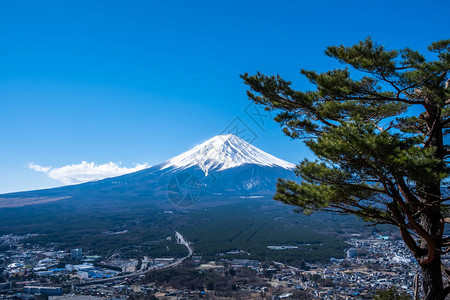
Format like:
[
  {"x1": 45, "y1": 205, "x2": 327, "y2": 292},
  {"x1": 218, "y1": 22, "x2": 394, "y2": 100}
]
[
  {"x1": 419, "y1": 203, "x2": 445, "y2": 300},
  {"x1": 419, "y1": 113, "x2": 445, "y2": 299},
  {"x1": 418, "y1": 205, "x2": 447, "y2": 300},
  {"x1": 421, "y1": 254, "x2": 444, "y2": 300}
]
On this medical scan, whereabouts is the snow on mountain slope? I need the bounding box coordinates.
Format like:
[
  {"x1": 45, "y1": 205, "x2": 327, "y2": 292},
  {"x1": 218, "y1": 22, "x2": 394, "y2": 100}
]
[{"x1": 161, "y1": 134, "x2": 295, "y2": 176}]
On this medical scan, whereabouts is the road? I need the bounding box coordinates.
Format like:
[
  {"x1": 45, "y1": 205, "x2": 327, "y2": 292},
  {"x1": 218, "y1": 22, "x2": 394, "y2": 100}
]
[
  {"x1": 72, "y1": 231, "x2": 193, "y2": 287},
  {"x1": 175, "y1": 231, "x2": 193, "y2": 257}
]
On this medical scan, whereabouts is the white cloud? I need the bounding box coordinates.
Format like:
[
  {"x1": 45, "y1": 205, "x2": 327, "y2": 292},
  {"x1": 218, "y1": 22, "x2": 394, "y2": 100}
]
[
  {"x1": 28, "y1": 163, "x2": 52, "y2": 173},
  {"x1": 28, "y1": 161, "x2": 149, "y2": 185}
]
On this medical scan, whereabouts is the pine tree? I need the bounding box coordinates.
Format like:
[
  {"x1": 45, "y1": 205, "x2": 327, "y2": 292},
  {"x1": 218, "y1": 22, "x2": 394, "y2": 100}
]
[{"x1": 241, "y1": 37, "x2": 450, "y2": 300}]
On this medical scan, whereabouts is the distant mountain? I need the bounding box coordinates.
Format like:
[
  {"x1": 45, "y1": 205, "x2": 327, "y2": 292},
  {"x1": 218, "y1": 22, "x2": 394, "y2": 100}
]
[
  {"x1": 0, "y1": 134, "x2": 298, "y2": 208},
  {"x1": 161, "y1": 134, "x2": 295, "y2": 175},
  {"x1": 0, "y1": 135, "x2": 350, "y2": 263}
]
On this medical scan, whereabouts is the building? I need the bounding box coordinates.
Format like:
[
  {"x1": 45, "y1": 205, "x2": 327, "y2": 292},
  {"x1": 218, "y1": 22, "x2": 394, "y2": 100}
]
[
  {"x1": 71, "y1": 248, "x2": 82, "y2": 260},
  {"x1": 24, "y1": 286, "x2": 62, "y2": 296},
  {"x1": 65, "y1": 263, "x2": 94, "y2": 272},
  {"x1": 231, "y1": 259, "x2": 259, "y2": 268}
]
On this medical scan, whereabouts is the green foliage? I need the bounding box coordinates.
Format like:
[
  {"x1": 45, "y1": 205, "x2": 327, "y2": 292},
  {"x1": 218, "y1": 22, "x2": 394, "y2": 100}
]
[
  {"x1": 242, "y1": 37, "x2": 449, "y2": 227},
  {"x1": 374, "y1": 288, "x2": 411, "y2": 300},
  {"x1": 206, "y1": 279, "x2": 215, "y2": 290},
  {"x1": 182, "y1": 202, "x2": 348, "y2": 262},
  {"x1": 142, "y1": 262, "x2": 266, "y2": 295},
  {"x1": 242, "y1": 38, "x2": 450, "y2": 298},
  {"x1": 0, "y1": 199, "x2": 350, "y2": 263},
  {"x1": 311, "y1": 274, "x2": 321, "y2": 282}
]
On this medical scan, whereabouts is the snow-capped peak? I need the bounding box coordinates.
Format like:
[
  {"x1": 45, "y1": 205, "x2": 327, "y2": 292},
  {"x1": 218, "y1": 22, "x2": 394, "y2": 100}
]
[{"x1": 161, "y1": 134, "x2": 295, "y2": 175}]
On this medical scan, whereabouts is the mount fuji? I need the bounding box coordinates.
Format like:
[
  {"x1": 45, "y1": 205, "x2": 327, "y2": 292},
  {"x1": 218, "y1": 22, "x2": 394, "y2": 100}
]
[
  {"x1": 0, "y1": 136, "x2": 349, "y2": 263},
  {"x1": 0, "y1": 134, "x2": 298, "y2": 208},
  {"x1": 161, "y1": 134, "x2": 295, "y2": 176}
]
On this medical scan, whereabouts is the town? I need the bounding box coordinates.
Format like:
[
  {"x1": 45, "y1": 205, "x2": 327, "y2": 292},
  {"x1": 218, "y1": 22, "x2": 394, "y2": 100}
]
[{"x1": 0, "y1": 231, "x2": 427, "y2": 299}]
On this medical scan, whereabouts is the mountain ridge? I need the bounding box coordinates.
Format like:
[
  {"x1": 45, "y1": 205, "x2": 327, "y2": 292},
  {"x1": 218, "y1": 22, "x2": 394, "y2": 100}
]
[
  {"x1": 0, "y1": 134, "x2": 298, "y2": 208},
  {"x1": 161, "y1": 134, "x2": 295, "y2": 176},
  {"x1": 0, "y1": 135, "x2": 349, "y2": 264}
]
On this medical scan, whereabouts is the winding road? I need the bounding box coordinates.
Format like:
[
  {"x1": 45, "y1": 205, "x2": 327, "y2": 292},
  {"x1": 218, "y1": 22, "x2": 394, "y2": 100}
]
[{"x1": 73, "y1": 231, "x2": 193, "y2": 287}]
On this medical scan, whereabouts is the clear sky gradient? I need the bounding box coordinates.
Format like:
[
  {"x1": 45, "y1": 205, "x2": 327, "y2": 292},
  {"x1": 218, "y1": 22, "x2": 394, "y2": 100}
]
[{"x1": 0, "y1": 0, "x2": 449, "y2": 193}]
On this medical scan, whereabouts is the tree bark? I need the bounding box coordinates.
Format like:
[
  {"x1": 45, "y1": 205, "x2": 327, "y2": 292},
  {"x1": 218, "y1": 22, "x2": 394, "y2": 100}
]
[
  {"x1": 419, "y1": 204, "x2": 445, "y2": 299},
  {"x1": 419, "y1": 102, "x2": 445, "y2": 299},
  {"x1": 421, "y1": 253, "x2": 444, "y2": 300},
  {"x1": 414, "y1": 272, "x2": 420, "y2": 300}
]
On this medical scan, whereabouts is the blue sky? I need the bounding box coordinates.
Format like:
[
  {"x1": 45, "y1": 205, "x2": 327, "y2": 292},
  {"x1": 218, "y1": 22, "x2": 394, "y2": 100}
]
[{"x1": 0, "y1": 0, "x2": 448, "y2": 193}]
